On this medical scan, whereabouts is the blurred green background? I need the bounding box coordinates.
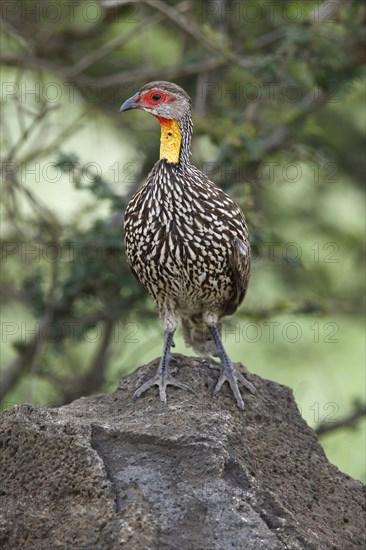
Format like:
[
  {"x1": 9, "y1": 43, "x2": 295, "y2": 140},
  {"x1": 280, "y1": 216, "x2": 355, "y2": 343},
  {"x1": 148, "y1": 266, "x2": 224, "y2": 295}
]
[{"x1": 1, "y1": 1, "x2": 365, "y2": 480}]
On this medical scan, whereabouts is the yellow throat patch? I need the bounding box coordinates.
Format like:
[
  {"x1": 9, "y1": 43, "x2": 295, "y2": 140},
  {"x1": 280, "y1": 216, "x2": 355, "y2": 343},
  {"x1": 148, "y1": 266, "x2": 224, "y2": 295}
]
[{"x1": 158, "y1": 118, "x2": 182, "y2": 164}]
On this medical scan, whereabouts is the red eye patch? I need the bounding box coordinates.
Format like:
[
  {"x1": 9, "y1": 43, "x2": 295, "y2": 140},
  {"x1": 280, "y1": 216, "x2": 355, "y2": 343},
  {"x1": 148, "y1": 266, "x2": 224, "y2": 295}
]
[{"x1": 138, "y1": 90, "x2": 176, "y2": 107}]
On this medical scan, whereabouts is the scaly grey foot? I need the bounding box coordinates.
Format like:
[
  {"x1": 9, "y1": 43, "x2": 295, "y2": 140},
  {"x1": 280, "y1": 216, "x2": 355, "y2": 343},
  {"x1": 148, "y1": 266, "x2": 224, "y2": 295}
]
[
  {"x1": 213, "y1": 363, "x2": 256, "y2": 410},
  {"x1": 133, "y1": 371, "x2": 194, "y2": 405},
  {"x1": 208, "y1": 324, "x2": 256, "y2": 410}
]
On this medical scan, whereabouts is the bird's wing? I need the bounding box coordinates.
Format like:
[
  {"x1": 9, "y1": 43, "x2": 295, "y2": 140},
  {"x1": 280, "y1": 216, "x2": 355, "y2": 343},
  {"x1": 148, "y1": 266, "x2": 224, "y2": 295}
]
[{"x1": 227, "y1": 237, "x2": 251, "y2": 315}]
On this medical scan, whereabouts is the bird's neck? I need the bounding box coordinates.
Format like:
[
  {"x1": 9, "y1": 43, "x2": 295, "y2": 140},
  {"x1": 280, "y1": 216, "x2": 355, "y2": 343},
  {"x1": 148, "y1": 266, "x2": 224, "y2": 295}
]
[
  {"x1": 157, "y1": 118, "x2": 181, "y2": 164},
  {"x1": 157, "y1": 115, "x2": 192, "y2": 165}
]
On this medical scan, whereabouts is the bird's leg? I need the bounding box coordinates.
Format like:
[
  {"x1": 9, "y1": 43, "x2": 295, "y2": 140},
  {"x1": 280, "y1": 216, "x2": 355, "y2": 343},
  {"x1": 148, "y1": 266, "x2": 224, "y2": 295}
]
[
  {"x1": 133, "y1": 330, "x2": 193, "y2": 404},
  {"x1": 207, "y1": 324, "x2": 256, "y2": 410},
  {"x1": 170, "y1": 336, "x2": 178, "y2": 364}
]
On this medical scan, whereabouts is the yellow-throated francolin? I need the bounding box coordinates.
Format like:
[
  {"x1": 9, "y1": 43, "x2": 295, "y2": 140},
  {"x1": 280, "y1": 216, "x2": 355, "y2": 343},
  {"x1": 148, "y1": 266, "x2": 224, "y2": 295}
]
[{"x1": 120, "y1": 81, "x2": 256, "y2": 410}]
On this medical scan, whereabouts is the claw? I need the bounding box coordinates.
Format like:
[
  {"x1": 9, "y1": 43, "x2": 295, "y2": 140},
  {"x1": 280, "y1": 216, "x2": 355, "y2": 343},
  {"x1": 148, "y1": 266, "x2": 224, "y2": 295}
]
[
  {"x1": 213, "y1": 366, "x2": 256, "y2": 410},
  {"x1": 132, "y1": 330, "x2": 194, "y2": 405},
  {"x1": 237, "y1": 370, "x2": 256, "y2": 394},
  {"x1": 133, "y1": 372, "x2": 194, "y2": 404},
  {"x1": 208, "y1": 324, "x2": 256, "y2": 410}
]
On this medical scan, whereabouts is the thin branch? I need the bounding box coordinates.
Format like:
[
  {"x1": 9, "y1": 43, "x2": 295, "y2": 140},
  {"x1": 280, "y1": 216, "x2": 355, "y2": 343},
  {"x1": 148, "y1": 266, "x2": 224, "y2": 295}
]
[
  {"x1": 254, "y1": 28, "x2": 287, "y2": 50},
  {"x1": 143, "y1": 0, "x2": 256, "y2": 70},
  {"x1": 0, "y1": 17, "x2": 29, "y2": 49},
  {"x1": 90, "y1": 56, "x2": 223, "y2": 89},
  {"x1": 143, "y1": 0, "x2": 221, "y2": 51},
  {"x1": 67, "y1": 1, "x2": 191, "y2": 78},
  {"x1": 0, "y1": 310, "x2": 55, "y2": 402},
  {"x1": 27, "y1": 261, "x2": 60, "y2": 402},
  {"x1": 261, "y1": 89, "x2": 328, "y2": 155},
  {"x1": 315, "y1": 404, "x2": 366, "y2": 436},
  {"x1": 0, "y1": 231, "x2": 61, "y2": 404},
  {"x1": 57, "y1": 319, "x2": 115, "y2": 405},
  {"x1": 2, "y1": 102, "x2": 58, "y2": 163},
  {"x1": 20, "y1": 111, "x2": 87, "y2": 165},
  {"x1": 3, "y1": 170, "x2": 61, "y2": 232},
  {"x1": 0, "y1": 54, "x2": 69, "y2": 74}
]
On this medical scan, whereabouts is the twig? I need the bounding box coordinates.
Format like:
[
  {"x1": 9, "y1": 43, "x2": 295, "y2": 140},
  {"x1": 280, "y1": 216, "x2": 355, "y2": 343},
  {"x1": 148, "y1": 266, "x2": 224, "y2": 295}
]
[
  {"x1": 91, "y1": 56, "x2": 223, "y2": 89},
  {"x1": 57, "y1": 319, "x2": 115, "y2": 405},
  {"x1": 142, "y1": 0, "x2": 256, "y2": 69},
  {"x1": 3, "y1": 170, "x2": 60, "y2": 233},
  {"x1": 315, "y1": 404, "x2": 366, "y2": 436},
  {"x1": 20, "y1": 111, "x2": 87, "y2": 165},
  {"x1": 0, "y1": 54, "x2": 69, "y2": 74},
  {"x1": 2, "y1": 101, "x2": 57, "y2": 163},
  {"x1": 0, "y1": 310, "x2": 55, "y2": 402},
  {"x1": 68, "y1": 1, "x2": 191, "y2": 78},
  {"x1": 261, "y1": 89, "x2": 327, "y2": 155},
  {"x1": 254, "y1": 29, "x2": 287, "y2": 50},
  {"x1": 27, "y1": 257, "x2": 61, "y2": 403},
  {"x1": 0, "y1": 17, "x2": 28, "y2": 49}
]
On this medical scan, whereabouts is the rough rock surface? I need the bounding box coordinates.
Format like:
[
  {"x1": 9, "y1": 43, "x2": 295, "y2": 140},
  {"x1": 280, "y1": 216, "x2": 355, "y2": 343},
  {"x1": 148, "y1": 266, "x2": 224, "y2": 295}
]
[{"x1": 0, "y1": 355, "x2": 365, "y2": 549}]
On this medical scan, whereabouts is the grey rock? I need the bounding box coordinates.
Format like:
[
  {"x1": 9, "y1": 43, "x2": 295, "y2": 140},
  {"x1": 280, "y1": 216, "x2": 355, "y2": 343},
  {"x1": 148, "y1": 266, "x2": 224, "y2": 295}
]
[{"x1": 0, "y1": 355, "x2": 365, "y2": 549}]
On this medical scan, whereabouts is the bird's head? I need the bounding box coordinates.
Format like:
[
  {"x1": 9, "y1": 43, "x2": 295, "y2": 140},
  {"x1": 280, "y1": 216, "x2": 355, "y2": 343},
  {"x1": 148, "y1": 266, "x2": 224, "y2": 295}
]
[
  {"x1": 120, "y1": 81, "x2": 193, "y2": 164},
  {"x1": 120, "y1": 81, "x2": 191, "y2": 122}
]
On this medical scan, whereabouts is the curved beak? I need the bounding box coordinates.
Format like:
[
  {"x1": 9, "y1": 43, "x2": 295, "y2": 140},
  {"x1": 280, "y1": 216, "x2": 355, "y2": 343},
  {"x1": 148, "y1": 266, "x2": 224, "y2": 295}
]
[{"x1": 119, "y1": 92, "x2": 140, "y2": 113}]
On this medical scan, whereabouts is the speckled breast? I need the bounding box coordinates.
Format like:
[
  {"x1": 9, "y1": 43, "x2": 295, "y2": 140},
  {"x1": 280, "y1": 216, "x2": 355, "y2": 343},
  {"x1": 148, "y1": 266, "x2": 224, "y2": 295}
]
[{"x1": 124, "y1": 160, "x2": 250, "y2": 310}]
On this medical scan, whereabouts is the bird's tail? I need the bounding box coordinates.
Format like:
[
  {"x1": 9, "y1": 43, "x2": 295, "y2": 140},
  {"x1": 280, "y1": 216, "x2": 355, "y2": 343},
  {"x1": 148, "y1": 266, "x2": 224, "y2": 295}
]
[{"x1": 181, "y1": 314, "x2": 221, "y2": 356}]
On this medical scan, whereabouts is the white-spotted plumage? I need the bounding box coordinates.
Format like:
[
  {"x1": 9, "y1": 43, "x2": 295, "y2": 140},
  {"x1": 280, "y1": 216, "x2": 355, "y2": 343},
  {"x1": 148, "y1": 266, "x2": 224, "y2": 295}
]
[{"x1": 124, "y1": 158, "x2": 251, "y2": 351}]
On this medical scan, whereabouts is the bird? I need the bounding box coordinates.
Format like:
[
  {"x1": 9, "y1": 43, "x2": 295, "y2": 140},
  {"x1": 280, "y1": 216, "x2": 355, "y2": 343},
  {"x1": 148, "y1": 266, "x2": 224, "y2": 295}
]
[{"x1": 120, "y1": 81, "x2": 256, "y2": 410}]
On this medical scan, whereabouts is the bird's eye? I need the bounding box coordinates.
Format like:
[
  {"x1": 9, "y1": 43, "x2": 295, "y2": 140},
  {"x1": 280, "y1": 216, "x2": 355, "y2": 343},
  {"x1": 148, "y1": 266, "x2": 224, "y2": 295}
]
[{"x1": 151, "y1": 93, "x2": 162, "y2": 101}]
